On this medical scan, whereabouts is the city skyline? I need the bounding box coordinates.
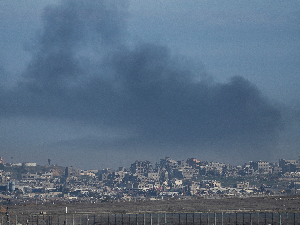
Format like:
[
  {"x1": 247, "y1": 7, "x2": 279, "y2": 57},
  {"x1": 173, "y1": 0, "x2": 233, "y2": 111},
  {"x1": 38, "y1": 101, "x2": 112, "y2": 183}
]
[{"x1": 1, "y1": 155, "x2": 299, "y2": 171}]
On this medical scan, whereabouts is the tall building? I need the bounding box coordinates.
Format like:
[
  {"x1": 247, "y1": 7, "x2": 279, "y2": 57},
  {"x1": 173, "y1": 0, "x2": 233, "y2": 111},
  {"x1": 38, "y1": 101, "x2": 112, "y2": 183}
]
[
  {"x1": 250, "y1": 161, "x2": 271, "y2": 173},
  {"x1": 130, "y1": 161, "x2": 153, "y2": 175},
  {"x1": 279, "y1": 159, "x2": 297, "y2": 173},
  {"x1": 6, "y1": 182, "x2": 15, "y2": 193},
  {"x1": 65, "y1": 166, "x2": 80, "y2": 178}
]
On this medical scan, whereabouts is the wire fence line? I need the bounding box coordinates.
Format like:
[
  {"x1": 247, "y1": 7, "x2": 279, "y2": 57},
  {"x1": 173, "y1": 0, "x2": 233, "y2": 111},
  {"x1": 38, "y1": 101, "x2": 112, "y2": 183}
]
[{"x1": 2, "y1": 211, "x2": 300, "y2": 225}]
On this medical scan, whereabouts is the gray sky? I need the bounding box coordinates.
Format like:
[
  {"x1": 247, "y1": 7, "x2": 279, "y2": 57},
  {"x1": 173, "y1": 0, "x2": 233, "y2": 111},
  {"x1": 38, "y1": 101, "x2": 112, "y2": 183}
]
[{"x1": 0, "y1": 0, "x2": 299, "y2": 169}]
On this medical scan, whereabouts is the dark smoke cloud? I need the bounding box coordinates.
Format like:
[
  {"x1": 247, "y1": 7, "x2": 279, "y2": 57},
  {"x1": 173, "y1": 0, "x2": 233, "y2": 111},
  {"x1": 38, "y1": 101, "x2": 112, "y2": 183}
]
[{"x1": 0, "y1": 0, "x2": 283, "y2": 162}]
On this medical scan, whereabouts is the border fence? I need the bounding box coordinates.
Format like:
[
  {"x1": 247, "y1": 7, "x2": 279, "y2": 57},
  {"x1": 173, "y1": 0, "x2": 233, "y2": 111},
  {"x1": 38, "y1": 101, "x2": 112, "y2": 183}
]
[{"x1": 2, "y1": 211, "x2": 300, "y2": 225}]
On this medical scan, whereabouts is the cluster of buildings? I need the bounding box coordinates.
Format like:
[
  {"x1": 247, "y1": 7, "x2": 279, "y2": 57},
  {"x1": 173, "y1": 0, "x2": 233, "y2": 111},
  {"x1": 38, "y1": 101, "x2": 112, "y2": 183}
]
[{"x1": 1, "y1": 156, "x2": 300, "y2": 203}]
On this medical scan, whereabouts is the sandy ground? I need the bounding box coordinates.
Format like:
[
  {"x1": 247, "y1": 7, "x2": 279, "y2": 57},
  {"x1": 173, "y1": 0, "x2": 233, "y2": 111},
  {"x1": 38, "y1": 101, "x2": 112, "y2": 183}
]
[{"x1": 5, "y1": 195, "x2": 300, "y2": 215}]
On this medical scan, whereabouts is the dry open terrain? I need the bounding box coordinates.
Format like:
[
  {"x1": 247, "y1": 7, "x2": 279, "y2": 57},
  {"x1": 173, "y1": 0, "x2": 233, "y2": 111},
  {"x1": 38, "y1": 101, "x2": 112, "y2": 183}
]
[{"x1": 6, "y1": 196, "x2": 300, "y2": 215}]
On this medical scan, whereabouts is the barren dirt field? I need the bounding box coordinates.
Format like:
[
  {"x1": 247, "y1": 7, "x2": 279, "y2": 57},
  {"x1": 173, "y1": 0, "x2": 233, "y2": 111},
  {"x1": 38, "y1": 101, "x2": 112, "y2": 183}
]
[{"x1": 7, "y1": 196, "x2": 300, "y2": 215}]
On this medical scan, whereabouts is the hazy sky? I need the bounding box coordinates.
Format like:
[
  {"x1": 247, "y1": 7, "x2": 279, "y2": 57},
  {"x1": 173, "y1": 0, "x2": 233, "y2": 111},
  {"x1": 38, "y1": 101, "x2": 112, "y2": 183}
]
[{"x1": 0, "y1": 0, "x2": 299, "y2": 169}]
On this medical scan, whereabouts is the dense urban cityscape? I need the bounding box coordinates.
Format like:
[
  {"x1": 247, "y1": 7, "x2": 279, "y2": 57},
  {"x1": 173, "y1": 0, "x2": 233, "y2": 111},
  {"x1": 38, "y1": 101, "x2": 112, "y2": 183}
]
[{"x1": 1, "y1": 155, "x2": 300, "y2": 205}]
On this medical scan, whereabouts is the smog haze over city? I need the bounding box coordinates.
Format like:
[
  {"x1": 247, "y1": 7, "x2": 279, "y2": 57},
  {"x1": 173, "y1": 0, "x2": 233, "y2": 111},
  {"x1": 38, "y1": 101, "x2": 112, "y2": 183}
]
[{"x1": 0, "y1": 0, "x2": 299, "y2": 169}]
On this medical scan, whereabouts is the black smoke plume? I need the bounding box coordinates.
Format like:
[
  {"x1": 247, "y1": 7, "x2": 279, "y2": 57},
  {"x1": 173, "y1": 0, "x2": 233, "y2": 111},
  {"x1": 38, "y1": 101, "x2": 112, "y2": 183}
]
[{"x1": 0, "y1": 0, "x2": 283, "y2": 163}]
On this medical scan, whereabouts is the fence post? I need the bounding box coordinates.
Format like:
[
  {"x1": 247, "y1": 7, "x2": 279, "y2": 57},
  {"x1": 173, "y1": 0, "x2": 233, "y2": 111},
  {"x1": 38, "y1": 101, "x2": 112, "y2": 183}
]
[
  {"x1": 207, "y1": 213, "x2": 209, "y2": 225},
  {"x1": 294, "y1": 213, "x2": 295, "y2": 225},
  {"x1": 265, "y1": 212, "x2": 267, "y2": 225},
  {"x1": 165, "y1": 213, "x2": 167, "y2": 224},
  {"x1": 222, "y1": 212, "x2": 223, "y2": 225},
  {"x1": 243, "y1": 213, "x2": 244, "y2": 225},
  {"x1": 199, "y1": 213, "x2": 201, "y2": 225},
  {"x1": 279, "y1": 213, "x2": 281, "y2": 224},
  {"x1": 216, "y1": 213, "x2": 218, "y2": 225},
  {"x1": 272, "y1": 213, "x2": 273, "y2": 224}
]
